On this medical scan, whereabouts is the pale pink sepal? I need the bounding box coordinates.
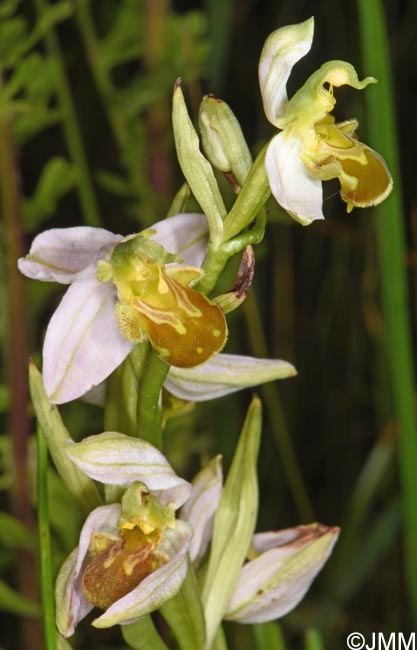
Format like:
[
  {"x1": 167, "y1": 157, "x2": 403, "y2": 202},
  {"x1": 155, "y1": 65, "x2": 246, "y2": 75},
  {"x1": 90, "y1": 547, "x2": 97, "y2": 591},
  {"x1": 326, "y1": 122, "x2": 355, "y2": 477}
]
[
  {"x1": 225, "y1": 524, "x2": 340, "y2": 624},
  {"x1": 43, "y1": 280, "x2": 132, "y2": 404},
  {"x1": 165, "y1": 353, "x2": 297, "y2": 401},
  {"x1": 180, "y1": 456, "x2": 223, "y2": 565},
  {"x1": 259, "y1": 18, "x2": 314, "y2": 126},
  {"x1": 18, "y1": 227, "x2": 122, "y2": 284},
  {"x1": 265, "y1": 132, "x2": 324, "y2": 225},
  {"x1": 66, "y1": 432, "x2": 191, "y2": 508},
  {"x1": 93, "y1": 520, "x2": 193, "y2": 628},
  {"x1": 151, "y1": 213, "x2": 209, "y2": 267},
  {"x1": 56, "y1": 504, "x2": 121, "y2": 637}
]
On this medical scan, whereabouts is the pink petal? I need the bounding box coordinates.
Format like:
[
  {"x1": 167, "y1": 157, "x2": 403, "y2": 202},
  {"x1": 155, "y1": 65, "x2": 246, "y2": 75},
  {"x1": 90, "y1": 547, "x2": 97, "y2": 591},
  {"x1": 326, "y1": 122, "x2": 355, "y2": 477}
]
[
  {"x1": 151, "y1": 213, "x2": 209, "y2": 266},
  {"x1": 43, "y1": 280, "x2": 132, "y2": 403},
  {"x1": 18, "y1": 227, "x2": 122, "y2": 283}
]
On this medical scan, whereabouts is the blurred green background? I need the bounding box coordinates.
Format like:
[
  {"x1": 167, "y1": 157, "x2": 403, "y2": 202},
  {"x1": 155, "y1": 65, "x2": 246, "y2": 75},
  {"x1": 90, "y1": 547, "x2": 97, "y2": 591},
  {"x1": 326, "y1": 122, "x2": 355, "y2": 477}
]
[{"x1": 1, "y1": 0, "x2": 416, "y2": 648}]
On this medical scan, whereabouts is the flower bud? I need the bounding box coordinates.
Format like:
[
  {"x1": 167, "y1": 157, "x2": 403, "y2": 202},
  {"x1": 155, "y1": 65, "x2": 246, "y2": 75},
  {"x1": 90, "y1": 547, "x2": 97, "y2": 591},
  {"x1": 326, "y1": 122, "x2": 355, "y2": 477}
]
[{"x1": 199, "y1": 95, "x2": 252, "y2": 186}]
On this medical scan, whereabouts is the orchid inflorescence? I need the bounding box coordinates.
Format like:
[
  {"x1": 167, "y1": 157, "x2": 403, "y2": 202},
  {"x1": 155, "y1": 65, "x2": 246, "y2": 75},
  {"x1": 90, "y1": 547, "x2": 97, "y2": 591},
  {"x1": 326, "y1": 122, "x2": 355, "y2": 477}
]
[{"x1": 20, "y1": 16, "x2": 391, "y2": 650}]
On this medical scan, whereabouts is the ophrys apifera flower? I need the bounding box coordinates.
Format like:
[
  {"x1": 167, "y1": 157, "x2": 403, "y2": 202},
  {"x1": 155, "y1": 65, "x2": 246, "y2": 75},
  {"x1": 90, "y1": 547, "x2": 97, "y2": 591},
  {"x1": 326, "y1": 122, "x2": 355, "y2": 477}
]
[
  {"x1": 259, "y1": 17, "x2": 392, "y2": 224},
  {"x1": 18, "y1": 214, "x2": 227, "y2": 403}
]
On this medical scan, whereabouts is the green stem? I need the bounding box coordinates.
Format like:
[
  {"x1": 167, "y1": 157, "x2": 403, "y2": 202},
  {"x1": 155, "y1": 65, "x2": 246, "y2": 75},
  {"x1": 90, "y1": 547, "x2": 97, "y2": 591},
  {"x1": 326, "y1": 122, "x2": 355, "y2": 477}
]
[
  {"x1": 136, "y1": 350, "x2": 169, "y2": 448},
  {"x1": 32, "y1": 0, "x2": 101, "y2": 226},
  {"x1": 198, "y1": 211, "x2": 266, "y2": 295},
  {"x1": 243, "y1": 290, "x2": 314, "y2": 522},
  {"x1": 222, "y1": 143, "x2": 270, "y2": 241},
  {"x1": 357, "y1": 0, "x2": 417, "y2": 624},
  {"x1": 37, "y1": 426, "x2": 57, "y2": 650}
]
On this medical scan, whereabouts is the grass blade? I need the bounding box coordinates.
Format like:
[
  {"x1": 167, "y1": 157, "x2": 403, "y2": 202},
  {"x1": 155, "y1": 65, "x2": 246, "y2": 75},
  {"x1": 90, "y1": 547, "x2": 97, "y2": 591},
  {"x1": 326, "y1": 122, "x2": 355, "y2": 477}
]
[
  {"x1": 37, "y1": 424, "x2": 57, "y2": 650},
  {"x1": 357, "y1": 0, "x2": 417, "y2": 624}
]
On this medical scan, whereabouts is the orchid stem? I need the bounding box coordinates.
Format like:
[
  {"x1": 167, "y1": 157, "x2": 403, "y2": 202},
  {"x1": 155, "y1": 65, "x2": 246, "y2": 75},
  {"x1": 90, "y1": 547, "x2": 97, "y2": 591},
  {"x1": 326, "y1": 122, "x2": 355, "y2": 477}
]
[
  {"x1": 222, "y1": 144, "x2": 270, "y2": 241},
  {"x1": 136, "y1": 351, "x2": 169, "y2": 449}
]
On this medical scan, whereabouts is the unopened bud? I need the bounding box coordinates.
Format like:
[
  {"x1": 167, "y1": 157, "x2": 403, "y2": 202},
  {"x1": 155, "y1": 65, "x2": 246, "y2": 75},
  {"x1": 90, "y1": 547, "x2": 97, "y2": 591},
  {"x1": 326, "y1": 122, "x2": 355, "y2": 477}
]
[{"x1": 199, "y1": 95, "x2": 252, "y2": 186}]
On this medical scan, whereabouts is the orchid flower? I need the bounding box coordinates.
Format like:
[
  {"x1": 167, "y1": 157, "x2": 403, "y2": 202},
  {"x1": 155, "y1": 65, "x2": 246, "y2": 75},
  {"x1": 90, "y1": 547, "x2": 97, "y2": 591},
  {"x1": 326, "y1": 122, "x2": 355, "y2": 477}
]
[
  {"x1": 259, "y1": 17, "x2": 392, "y2": 225},
  {"x1": 19, "y1": 214, "x2": 296, "y2": 404},
  {"x1": 57, "y1": 432, "x2": 339, "y2": 638},
  {"x1": 224, "y1": 524, "x2": 340, "y2": 623},
  {"x1": 56, "y1": 432, "x2": 194, "y2": 636}
]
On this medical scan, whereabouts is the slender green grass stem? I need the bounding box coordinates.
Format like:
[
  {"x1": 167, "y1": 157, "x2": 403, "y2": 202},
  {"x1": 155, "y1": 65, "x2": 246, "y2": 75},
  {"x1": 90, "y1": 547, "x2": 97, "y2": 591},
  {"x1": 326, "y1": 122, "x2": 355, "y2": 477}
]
[
  {"x1": 37, "y1": 426, "x2": 57, "y2": 650},
  {"x1": 357, "y1": 0, "x2": 417, "y2": 623},
  {"x1": 32, "y1": 0, "x2": 101, "y2": 226},
  {"x1": 243, "y1": 290, "x2": 314, "y2": 522}
]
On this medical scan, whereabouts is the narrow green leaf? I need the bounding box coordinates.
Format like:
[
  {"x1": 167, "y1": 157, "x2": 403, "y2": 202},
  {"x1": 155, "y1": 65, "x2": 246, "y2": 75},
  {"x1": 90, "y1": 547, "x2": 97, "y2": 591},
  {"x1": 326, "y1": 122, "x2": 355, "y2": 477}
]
[
  {"x1": 202, "y1": 396, "x2": 262, "y2": 648},
  {"x1": 160, "y1": 561, "x2": 206, "y2": 650},
  {"x1": 357, "y1": 0, "x2": 417, "y2": 623},
  {"x1": 29, "y1": 361, "x2": 102, "y2": 515},
  {"x1": 122, "y1": 616, "x2": 168, "y2": 650},
  {"x1": 37, "y1": 424, "x2": 57, "y2": 650}
]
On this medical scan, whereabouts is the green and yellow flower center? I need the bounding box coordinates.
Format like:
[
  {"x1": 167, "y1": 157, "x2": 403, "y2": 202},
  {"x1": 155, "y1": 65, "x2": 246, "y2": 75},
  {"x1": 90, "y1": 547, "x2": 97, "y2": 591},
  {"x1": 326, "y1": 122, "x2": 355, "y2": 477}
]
[
  {"x1": 300, "y1": 118, "x2": 392, "y2": 212},
  {"x1": 279, "y1": 60, "x2": 392, "y2": 212},
  {"x1": 97, "y1": 234, "x2": 227, "y2": 367},
  {"x1": 82, "y1": 482, "x2": 175, "y2": 611}
]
